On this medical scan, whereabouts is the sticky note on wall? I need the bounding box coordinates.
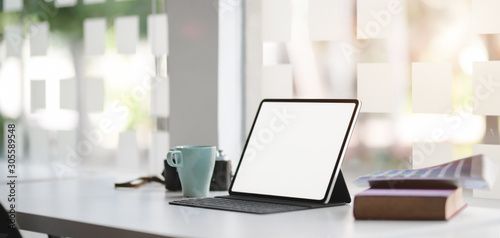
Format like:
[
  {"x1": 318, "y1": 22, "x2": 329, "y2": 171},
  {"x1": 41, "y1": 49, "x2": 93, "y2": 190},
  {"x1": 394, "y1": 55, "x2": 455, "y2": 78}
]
[
  {"x1": 31, "y1": 80, "x2": 46, "y2": 112},
  {"x1": 3, "y1": 0, "x2": 23, "y2": 12},
  {"x1": 5, "y1": 25, "x2": 22, "y2": 57},
  {"x1": 115, "y1": 15, "x2": 139, "y2": 54},
  {"x1": 149, "y1": 132, "x2": 170, "y2": 175},
  {"x1": 308, "y1": 0, "x2": 340, "y2": 41},
  {"x1": 30, "y1": 22, "x2": 49, "y2": 56},
  {"x1": 412, "y1": 62, "x2": 452, "y2": 114},
  {"x1": 29, "y1": 127, "x2": 50, "y2": 162},
  {"x1": 357, "y1": 63, "x2": 394, "y2": 113},
  {"x1": 472, "y1": 0, "x2": 500, "y2": 34},
  {"x1": 84, "y1": 18, "x2": 106, "y2": 56},
  {"x1": 262, "y1": 0, "x2": 291, "y2": 42},
  {"x1": 262, "y1": 65, "x2": 293, "y2": 99},
  {"x1": 55, "y1": 0, "x2": 77, "y2": 8},
  {"x1": 150, "y1": 77, "x2": 169, "y2": 117},
  {"x1": 83, "y1": 0, "x2": 105, "y2": 4},
  {"x1": 60, "y1": 79, "x2": 77, "y2": 110},
  {"x1": 473, "y1": 144, "x2": 500, "y2": 199},
  {"x1": 357, "y1": 0, "x2": 404, "y2": 39},
  {"x1": 148, "y1": 14, "x2": 168, "y2": 56},
  {"x1": 472, "y1": 61, "x2": 500, "y2": 115},
  {"x1": 57, "y1": 131, "x2": 77, "y2": 162},
  {"x1": 85, "y1": 78, "x2": 104, "y2": 112},
  {"x1": 412, "y1": 142, "x2": 453, "y2": 169},
  {"x1": 117, "y1": 131, "x2": 140, "y2": 169}
]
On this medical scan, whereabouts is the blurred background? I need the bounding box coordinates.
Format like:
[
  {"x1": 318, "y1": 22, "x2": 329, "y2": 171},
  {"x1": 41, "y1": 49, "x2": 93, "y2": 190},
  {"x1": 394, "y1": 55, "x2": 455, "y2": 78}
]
[
  {"x1": 250, "y1": 0, "x2": 500, "y2": 178},
  {"x1": 0, "y1": 0, "x2": 172, "y2": 178}
]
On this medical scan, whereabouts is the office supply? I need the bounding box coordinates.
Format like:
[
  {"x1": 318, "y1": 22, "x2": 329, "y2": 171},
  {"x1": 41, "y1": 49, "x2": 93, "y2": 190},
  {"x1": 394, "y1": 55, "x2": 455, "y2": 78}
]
[
  {"x1": 170, "y1": 99, "x2": 361, "y2": 213},
  {"x1": 354, "y1": 154, "x2": 498, "y2": 190},
  {"x1": 29, "y1": 22, "x2": 49, "y2": 56},
  {"x1": 167, "y1": 146, "x2": 217, "y2": 197},
  {"x1": 412, "y1": 62, "x2": 452, "y2": 114},
  {"x1": 147, "y1": 14, "x2": 168, "y2": 56},
  {"x1": 351, "y1": 154, "x2": 498, "y2": 221},
  {"x1": 353, "y1": 188, "x2": 466, "y2": 220},
  {"x1": 171, "y1": 197, "x2": 308, "y2": 213},
  {"x1": 83, "y1": 18, "x2": 106, "y2": 56},
  {"x1": 163, "y1": 150, "x2": 233, "y2": 191},
  {"x1": 115, "y1": 16, "x2": 139, "y2": 54}
]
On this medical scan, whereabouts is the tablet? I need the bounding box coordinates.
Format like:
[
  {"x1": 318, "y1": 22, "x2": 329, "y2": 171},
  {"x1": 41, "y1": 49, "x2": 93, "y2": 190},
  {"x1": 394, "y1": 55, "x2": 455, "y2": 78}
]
[{"x1": 230, "y1": 99, "x2": 361, "y2": 204}]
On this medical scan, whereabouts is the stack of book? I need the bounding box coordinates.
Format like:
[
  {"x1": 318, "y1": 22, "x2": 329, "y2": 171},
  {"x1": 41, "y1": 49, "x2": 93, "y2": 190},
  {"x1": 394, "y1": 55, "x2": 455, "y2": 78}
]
[{"x1": 353, "y1": 154, "x2": 498, "y2": 220}]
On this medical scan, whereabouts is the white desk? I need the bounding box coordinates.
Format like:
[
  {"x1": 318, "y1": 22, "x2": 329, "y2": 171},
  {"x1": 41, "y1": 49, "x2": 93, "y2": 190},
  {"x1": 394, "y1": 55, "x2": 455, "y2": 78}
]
[{"x1": 2, "y1": 178, "x2": 500, "y2": 238}]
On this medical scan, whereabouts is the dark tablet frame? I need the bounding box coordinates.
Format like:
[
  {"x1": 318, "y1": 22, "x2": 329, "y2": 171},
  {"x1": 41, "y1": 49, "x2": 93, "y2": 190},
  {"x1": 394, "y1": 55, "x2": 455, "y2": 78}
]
[{"x1": 228, "y1": 99, "x2": 361, "y2": 204}]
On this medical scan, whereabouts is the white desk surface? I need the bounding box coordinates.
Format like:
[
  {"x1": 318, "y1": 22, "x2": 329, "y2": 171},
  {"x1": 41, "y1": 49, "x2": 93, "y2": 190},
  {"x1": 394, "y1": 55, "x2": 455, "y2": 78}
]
[{"x1": 1, "y1": 178, "x2": 500, "y2": 238}]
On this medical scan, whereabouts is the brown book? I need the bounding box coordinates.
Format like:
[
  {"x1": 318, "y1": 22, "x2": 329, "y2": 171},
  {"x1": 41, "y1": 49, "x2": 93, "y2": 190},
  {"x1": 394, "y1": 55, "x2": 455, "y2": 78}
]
[{"x1": 353, "y1": 188, "x2": 466, "y2": 220}]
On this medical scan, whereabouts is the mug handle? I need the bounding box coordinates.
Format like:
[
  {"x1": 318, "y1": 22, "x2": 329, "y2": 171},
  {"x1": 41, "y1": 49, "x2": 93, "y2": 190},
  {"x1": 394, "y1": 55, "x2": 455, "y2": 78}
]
[{"x1": 166, "y1": 150, "x2": 183, "y2": 168}]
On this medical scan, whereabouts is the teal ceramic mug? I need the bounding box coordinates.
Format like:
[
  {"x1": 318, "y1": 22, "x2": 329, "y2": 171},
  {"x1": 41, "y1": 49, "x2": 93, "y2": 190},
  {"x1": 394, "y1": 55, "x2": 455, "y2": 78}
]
[{"x1": 166, "y1": 146, "x2": 216, "y2": 197}]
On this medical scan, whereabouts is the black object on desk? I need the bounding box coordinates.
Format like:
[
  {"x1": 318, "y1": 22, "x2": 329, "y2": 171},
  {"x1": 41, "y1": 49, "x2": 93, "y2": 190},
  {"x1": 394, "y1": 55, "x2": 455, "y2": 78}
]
[
  {"x1": 163, "y1": 151, "x2": 233, "y2": 191},
  {"x1": 210, "y1": 160, "x2": 232, "y2": 191},
  {"x1": 0, "y1": 202, "x2": 23, "y2": 238},
  {"x1": 163, "y1": 159, "x2": 182, "y2": 191},
  {"x1": 170, "y1": 170, "x2": 351, "y2": 214}
]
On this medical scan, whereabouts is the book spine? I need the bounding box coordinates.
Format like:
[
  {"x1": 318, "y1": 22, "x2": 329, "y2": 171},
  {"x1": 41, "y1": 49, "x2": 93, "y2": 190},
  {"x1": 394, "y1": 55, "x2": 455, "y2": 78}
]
[{"x1": 353, "y1": 196, "x2": 447, "y2": 220}]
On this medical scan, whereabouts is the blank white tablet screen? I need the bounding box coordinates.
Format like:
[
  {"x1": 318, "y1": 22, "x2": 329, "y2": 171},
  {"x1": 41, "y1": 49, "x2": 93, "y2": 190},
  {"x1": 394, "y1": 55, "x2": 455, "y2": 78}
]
[{"x1": 231, "y1": 101, "x2": 357, "y2": 200}]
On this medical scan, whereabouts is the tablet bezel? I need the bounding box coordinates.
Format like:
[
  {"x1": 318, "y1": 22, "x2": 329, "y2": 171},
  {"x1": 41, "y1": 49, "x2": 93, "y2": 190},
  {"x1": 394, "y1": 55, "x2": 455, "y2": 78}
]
[{"x1": 228, "y1": 99, "x2": 361, "y2": 204}]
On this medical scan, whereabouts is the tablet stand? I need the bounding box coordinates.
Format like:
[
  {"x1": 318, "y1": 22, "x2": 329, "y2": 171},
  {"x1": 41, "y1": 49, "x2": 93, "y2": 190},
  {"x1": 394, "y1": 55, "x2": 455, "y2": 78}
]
[
  {"x1": 328, "y1": 170, "x2": 351, "y2": 204},
  {"x1": 220, "y1": 169, "x2": 351, "y2": 208}
]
